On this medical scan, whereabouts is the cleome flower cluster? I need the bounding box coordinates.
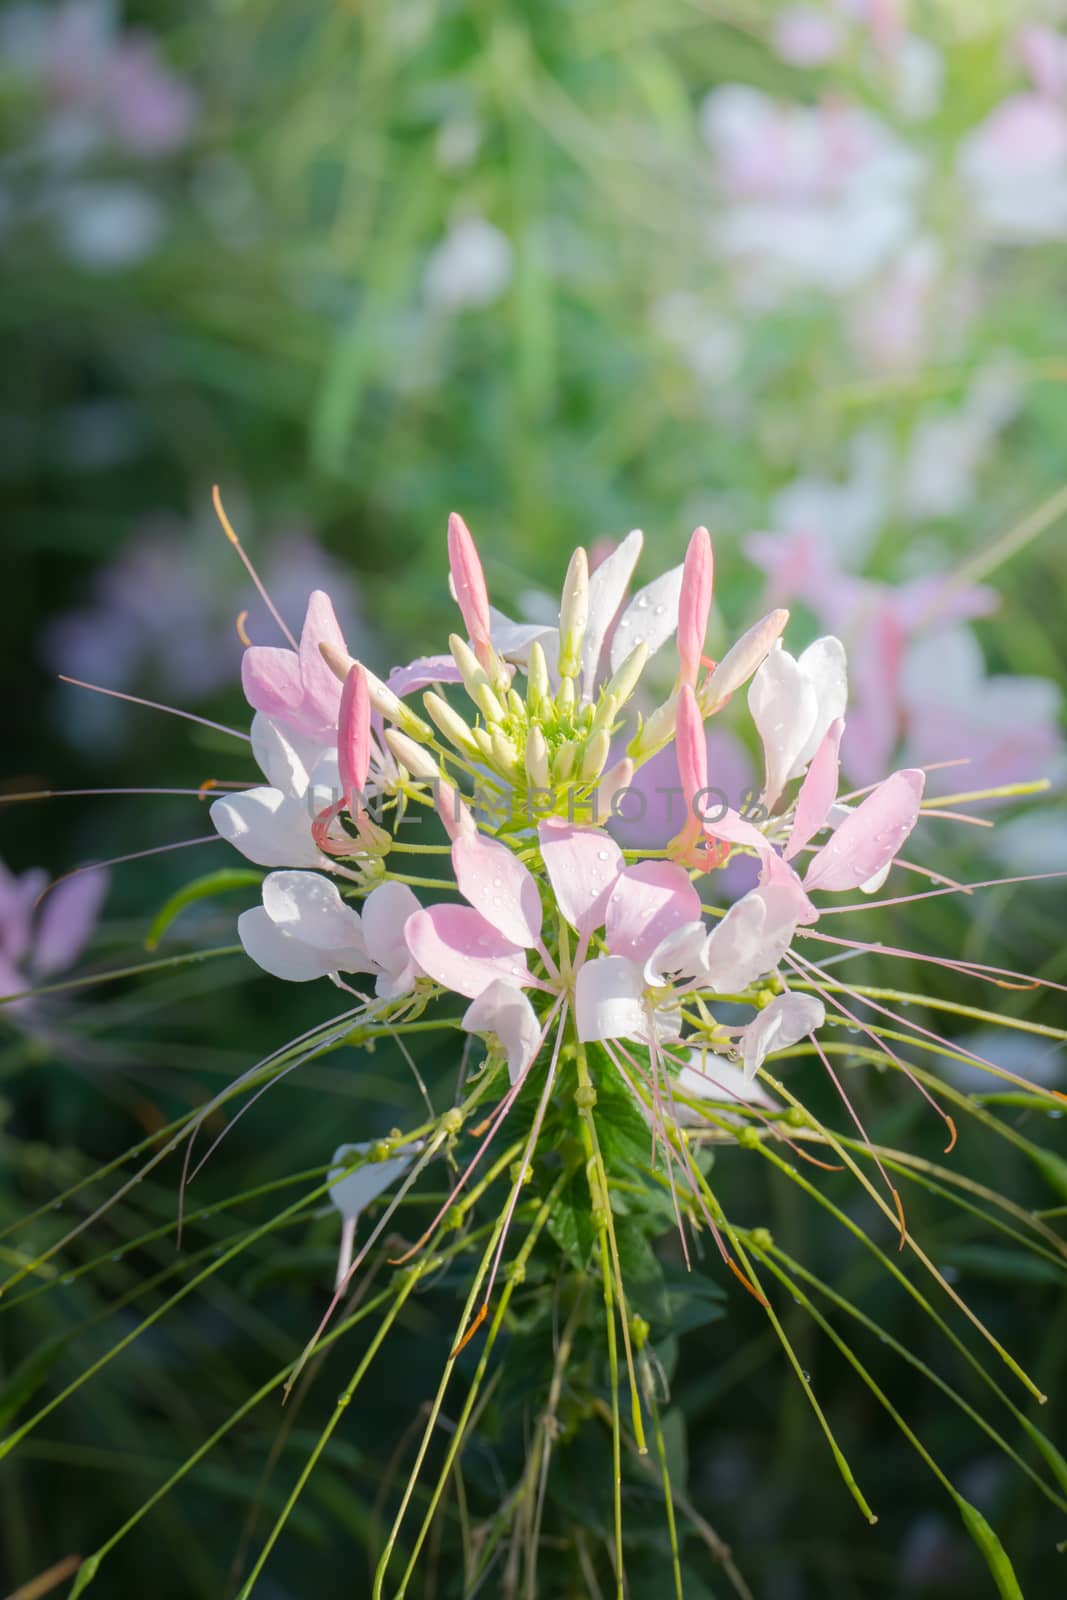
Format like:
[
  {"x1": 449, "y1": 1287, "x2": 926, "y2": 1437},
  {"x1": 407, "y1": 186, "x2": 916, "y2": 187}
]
[{"x1": 208, "y1": 516, "x2": 931, "y2": 1256}]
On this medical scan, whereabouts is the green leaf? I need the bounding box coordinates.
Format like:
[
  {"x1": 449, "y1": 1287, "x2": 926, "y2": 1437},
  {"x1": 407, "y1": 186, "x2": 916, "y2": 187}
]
[
  {"x1": 0, "y1": 1332, "x2": 71, "y2": 1428},
  {"x1": 954, "y1": 1496, "x2": 1024, "y2": 1600},
  {"x1": 145, "y1": 869, "x2": 263, "y2": 950}
]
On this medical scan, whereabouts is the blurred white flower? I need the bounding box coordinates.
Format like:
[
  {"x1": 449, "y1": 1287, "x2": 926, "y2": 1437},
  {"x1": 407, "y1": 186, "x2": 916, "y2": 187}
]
[
  {"x1": 423, "y1": 217, "x2": 513, "y2": 310},
  {"x1": 53, "y1": 181, "x2": 164, "y2": 270},
  {"x1": 902, "y1": 361, "x2": 1023, "y2": 520},
  {"x1": 849, "y1": 238, "x2": 941, "y2": 375},
  {"x1": 892, "y1": 35, "x2": 945, "y2": 121},
  {"x1": 700, "y1": 87, "x2": 923, "y2": 299},
  {"x1": 959, "y1": 93, "x2": 1067, "y2": 240},
  {"x1": 771, "y1": 430, "x2": 892, "y2": 566},
  {"x1": 435, "y1": 118, "x2": 482, "y2": 172},
  {"x1": 650, "y1": 291, "x2": 743, "y2": 386}
]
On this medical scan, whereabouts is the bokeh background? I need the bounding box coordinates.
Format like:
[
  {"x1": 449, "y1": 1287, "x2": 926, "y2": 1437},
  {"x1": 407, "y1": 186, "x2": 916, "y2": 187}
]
[{"x1": 3, "y1": 3, "x2": 1067, "y2": 1597}]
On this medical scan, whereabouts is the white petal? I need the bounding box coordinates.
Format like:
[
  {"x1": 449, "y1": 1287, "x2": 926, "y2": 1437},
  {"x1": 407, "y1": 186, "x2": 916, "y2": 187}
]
[
  {"x1": 489, "y1": 607, "x2": 559, "y2": 669},
  {"x1": 250, "y1": 712, "x2": 317, "y2": 796},
  {"x1": 581, "y1": 529, "x2": 643, "y2": 697},
  {"x1": 211, "y1": 788, "x2": 323, "y2": 869},
  {"x1": 608, "y1": 564, "x2": 684, "y2": 674},
  {"x1": 262, "y1": 871, "x2": 366, "y2": 954},
  {"x1": 463, "y1": 981, "x2": 543, "y2": 1084},
  {"x1": 329, "y1": 1142, "x2": 417, "y2": 1221},
  {"x1": 238, "y1": 906, "x2": 335, "y2": 982},
  {"x1": 789, "y1": 636, "x2": 848, "y2": 777},
  {"x1": 644, "y1": 920, "x2": 708, "y2": 987},
  {"x1": 741, "y1": 992, "x2": 825, "y2": 1079},
  {"x1": 702, "y1": 883, "x2": 802, "y2": 993},
  {"x1": 748, "y1": 645, "x2": 818, "y2": 809},
  {"x1": 676, "y1": 1055, "x2": 778, "y2": 1109},
  {"x1": 362, "y1": 880, "x2": 423, "y2": 993},
  {"x1": 574, "y1": 955, "x2": 647, "y2": 1043}
]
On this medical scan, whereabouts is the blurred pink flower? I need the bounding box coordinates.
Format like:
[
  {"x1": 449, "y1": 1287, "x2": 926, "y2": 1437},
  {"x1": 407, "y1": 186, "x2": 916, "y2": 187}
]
[
  {"x1": 959, "y1": 29, "x2": 1067, "y2": 240},
  {"x1": 42, "y1": 521, "x2": 367, "y2": 748},
  {"x1": 41, "y1": 1, "x2": 197, "y2": 157},
  {"x1": 902, "y1": 628, "x2": 1066, "y2": 793},
  {"x1": 0, "y1": 858, "x2": 108, "y2": 1013}
]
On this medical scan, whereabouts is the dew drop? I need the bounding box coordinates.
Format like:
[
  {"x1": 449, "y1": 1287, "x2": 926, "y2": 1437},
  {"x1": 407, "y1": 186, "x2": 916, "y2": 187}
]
[
  {"x1": 597, "y1": 849, "x2": 610, "y2": 861},
  {"x1": 653, "y1": 604, "x2": 665, "y2": 616}
]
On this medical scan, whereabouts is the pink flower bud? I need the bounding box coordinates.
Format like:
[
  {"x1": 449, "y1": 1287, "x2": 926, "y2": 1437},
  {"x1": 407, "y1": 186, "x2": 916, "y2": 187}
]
[
  {"x1": 677, "y1": 526, "x2": 714, "y2": 689},
  {"x1": 668, "y1": 684, "x2": 708, "y2": 859},
  {"x1": 339, "y1": 662, "x2": 371, "y2": 813},
  {"x1": 447, "y1": 512, "x2": 494, "y2": 670}
]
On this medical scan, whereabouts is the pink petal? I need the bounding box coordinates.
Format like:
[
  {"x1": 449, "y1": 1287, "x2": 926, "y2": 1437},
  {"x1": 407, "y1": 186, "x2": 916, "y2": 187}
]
[
  {"x1": 575, "y1": 955, "x2": 647, "y2": 1043},
  {"x1": 447, "y1": 512, "x2": 493, "y2": 666},
  {"x1": 606, "y1": 861, "x2": 701, "y2": 966},
  {"x1": 241, "y1": 645, "x2": 304, "y2": 722},
  {"x1": 538, "y1": 819, "x2": 622, "y2": 935},
  {"x1": 385, "y1": 655, "x2": 465, "y2": 697},
  {"x1": 405, "y1": 905, "x2": 532, "y2": 999},
  {"x1": 297, "y1": 591, "x2": 347, "y2": 735},
  {"x1": 463, "y1": 980, "x2": 543, "y2": 1084},
  {"x1": 338, "y1": 663, "x2": 371, "y2": 806},
  {"x1": 804, "y1": 768, "x2": 925, "y2": 893},
  {"x1": 677, "y1": 526, "x2": 714, "y2": 688},
  {"x1": 452, "y1": 833, "x2": 542, "y2": 947},
  {"x1": 32, "y1": 869, "x2": 108, "y2": 978},
  {"x1": 759, "y1": 850, "x2": 819, "y2": 926},
  {"x1": 786, "y1": 717, "x2": 843, "y2": 859},
  {"x1": 704, "y1": 807, "x2": 770, "y2": 856},
  {"x1": 702, "y1": 609, "x2": 790, "y2": 712},
  {"x1": 675, "y1": 683, "x2": 708, "y2": 809}
]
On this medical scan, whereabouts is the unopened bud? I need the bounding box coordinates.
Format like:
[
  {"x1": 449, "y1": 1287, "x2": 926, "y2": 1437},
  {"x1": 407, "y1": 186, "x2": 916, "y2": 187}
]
[
  {"x1": 699, "y1": 609, "x2": 789, "y2": 715},
  {"x1": 472, "y1": 727, "x2": 494, "y2": 760},
  {"x1": 589, "y1": 693, "x2": 618, "y2": 741},
  {"x1": 627, "y1": 692, "x2": 678, "y2": 764},
  {"x1": 525, "y1": 726, "x2": 550, "y2": 789},
  {"x1": 449, "y1": 634, "x2": 506, "y2": 724},
  {"x1": 554, "y1": 740, "x2": 577, "y2": 782},
  {"x1": 579, "y1": 729, "x2": 611, "y2": 782},
  {"x1": 557, "y1": 547, "x2": 589, "y2": 679},
  {"x1": 424, "y1": 691, "x2": 478, "y2": 755},
  {"x1": 555, "y1": 675, "x2": 576, "y2": 714},
  {"x1": 321, "y1": 644, "x2": 432, "y2": 742},
  {"x1": 384, "y1": 730, "x2": 441, "y2": 782},
  {"x1": 602, "y1": 640, "x2": 648, "y2": 708},
  {"x1": 596, "y1": 757, "x2": 633, "y2": 817},
  {"x1": 527, "y1": 640, "x2": 550, "y2": 713},
  {"x1": 490, "y1": 728, "x2": 519, "y2": 775}
]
